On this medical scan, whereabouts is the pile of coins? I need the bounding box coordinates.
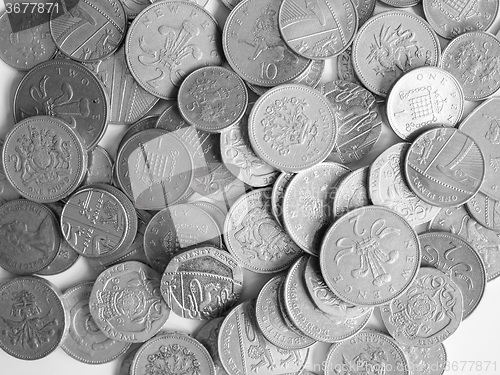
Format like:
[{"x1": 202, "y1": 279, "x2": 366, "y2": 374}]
[{"x1": 0, "y1": 0, "x2": 499, "y2": 374}]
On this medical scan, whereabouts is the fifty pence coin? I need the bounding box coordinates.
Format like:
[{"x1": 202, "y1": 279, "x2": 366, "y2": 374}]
[
  {"x1": 278, "y1": 0, "x2": 358, "y2": 59},
  {"x1": 131, "y1": 332, "x2": 215, "y2": 375},
  {"x1": 320, "y1": 205, "x2": 421, "y2": 306},
  {"x1": 61, "y1": 282, "x2": 131, "y2": 364},
  {"x1": 466, "y1": 191, "x2": 500, "y2": 231},
  {"x1": 178, "y1": 66, "x2": 248, "y2": 133},
  {"x1": 218, "y1": 300, "x2": 309, "y2": 375},
  {"x1": 0, "y1": 199, "x2": 60, "y2": 275},
  {"x1": 352, "y1": 10, "x2": 441, "y2": 97},
  {"x1": 401, "y1": 343, "x2": 447, "y2": 375},
  {"x1": 195, "y1": 317, "x2": 229, "y2": 375},
  {"x1": 405, "y1": 127, "x2": 485, "y2": 207},
  {"x1": 283, "y1": 162, "x2": 350, "y2": 255},
  {"x1": 248, "y1": 84, "x2": 337, "y2": 172},
  {"x1": 332, "y1": 166, "x2": 370, "y2": 219},
  {"x1": 126, "y1": 1, "x2": 223, "y2": 99},
  {"x1": 161, "y1": 246, "x2": 243, "y2": 319},
  {"x1": 0, "y1": 276, "x2": 67, "y2": 360},
  {"x1": 3, "y1": 116, "x2": 87, "y2": 203},
  {"x1": 369, "y1": 142, "x2": 440, "y2": 227},
  {"x1": 386, "y1": 67, "x2": 464, "y2": 141},
  {"x1": 13, "y1": 59, "x2": 109, "y2": 149},
  {"x1": 223, "y1": 187, "x2": 303, "y2": 273},
  {"x1": 89, "y1": 261, "x2": 170, "y2": 343},
  {"x1": 380, "y1": 267, "x2": 463, "y2": 347},
  {"x1": 83, "y1": 145, "x2": 113, "y2": 185},
  {"x1": 320, "y1": 80, "x2": 382, "y2": 164},
  {"x1": 419, "y1": 231, "x2": 486, "y2": 319},
  {"x1": 49, "y1": 0, "x2": 126, "y2": 62},
  {"x1": 223, "y1": 0, "x2": 311, "y2": 87}
]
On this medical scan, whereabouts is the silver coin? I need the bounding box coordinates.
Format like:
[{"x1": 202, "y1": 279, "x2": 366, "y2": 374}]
[
  {"x1": 118, "y1": 346, "x2": 141, "y2": 375},
  {"x1": 255, "y1": 275, "x2": 316, "y2": 350},
  {"x1": 405, "y1": 128, "x2": 485, "y2": 207},
  {"x1": 352, "y1": 10, "x2": 441, "y2": 97},
  {"x1": 248, "y1": 84, "x2": 337, "y2": 172},
  {"x1": 126, "y1": 1, "x2": 223, "y2": 99},
  {"x1": 320, "y1": 205, "x2": 421, "y2": 306},
  {"x1": 284, "y1": 256, "x2": 372, "y2": 342},
  {"x1": 144, "y1": 203, "x2": 222, "y2": 273},
  {"x1": 131, "y1": 332, "x2": 215, "y2": 375},
  {"x1": 150, "y1": 0, "x2": 210, "y2": 7},
  {"x1": 61, "y1": 282, "x2": 131, "y2": 364},
  {"x1": 0, "y1": 11, "x2": 57, "y2": 70},
  {"x1": 218, "y1": 300, "x2": 309, "y2": 375},
  {"x1": 333, "y1": 166, "x2": 370, "y2": 219},
  {"x1": 351, "y1": 0, "x2": 375, "y2": 25},
  {"x1": 324, "y1": 330, "x2": 410, "y2": 375},
  {"x1": 337, "y1": 46, "x2": 361, "y2": 85},
  {"x1": 380, "y1": 267, "x2": 463, "y2": 347},
  {"x1": 84, "y1": 145, "x2": 113, "y2": 185},
  {"x1": 178, "y1": 66, "x2": 248, "y2": 133},
  {"x1": 386, "y1": 67, "x2": 464, "y2": 141},
  {"x1": 50, "y1": 0, "x2": 126, "y2": 62},
  {"x1": 0, "y1": 140, "x2": 21, "y2": 205},
  {"x1": 223, "y1": 187, "x2": 303, "y2": 273},
  {"x1": 194, "y1": 317, "x2": 229, "y2": 375},
  {"x1": 458, "y1": 97, "x2": 500, "y2": 200},
  {"x1": 221, "y1": 104, "x2": 279, "y2": 187},
  {"x1": 84, "y1": 44, "x2": 159, "y2": 125},
  {"x1": 369, "y1": 142, "x2": 440, "y2": 227},
  {"x1": 13, "y1": 59, "x2": 109, "y2": 149},
  {"x1": 0, "y1": 199, "x2": 60, "y2": 275},
  {"x1": 223, "y1": 0, "x2": 311, "y2": 87},
  {"x1": 3, "y1": 116, "x2": 88, "y2": 203},
  {"x1": 278, "y1": 0, "x2": 358, "y2": 59},
  {"x1": 191, "y1": 201, "x2": 226, "y2": 233},
  {"x1": 118, "y1": 115, "x2": 159, "y2": 150},
  {"x1": 271, "y1": 171, "x2": 294, "y2": 227},
  {"x1": 0, "y1": 276, "x2": 67, "y2": 360},
  {"x1": 466, "y1": 191, "x2": 500, "y2": 231},
  {"x1": 161, "y1": 246, "x2": 243, "y2": 319},
  {"x1": 120, "y1": 0, "x2": 151, "y2": 19},
  {"x1": 422, "y1": 0, "x2": 498, "y2": 39},
  {"x1": 320, "y1": 80, "x2": 382, "y2": 164},
  {"x1": 419, "y1": 231, "x2": 486, "y2": 319},
  {"x1": 429, "y1": 205, "x2": 500, "y2": 281},
  {"x1": 89, "y1": 261, "x2": 170, "y2": 343},
  {"x1": 283, "y1": 162, "x2": 350, "y2": 255},
  {"x1": 380, "y1": 0, "x2": 420, "y2": 7},
  {"x1": 400, "y1": 343, "x2": 447, "y2": 375}
]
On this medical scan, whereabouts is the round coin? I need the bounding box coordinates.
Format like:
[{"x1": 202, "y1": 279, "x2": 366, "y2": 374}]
[
  {"x1": 369, "y1": 142, "x2": 440, "y2": 227},
  {"x1": 0, "y1": 199, "x2": 60, "y2": 275},
  {"x1": 333, "y1": 166, "x2": 370, "y2": 219},
  {"x1": 405, "y1": 128, "x2": 485, "y2": 207},
  {"x1": 278, "y1": 0, "x2": 358, "y2": 59},
  {"x1": 3, "y1": 116, "x2": 87, "y2": 203},
  {"x1": 324, "y1": 330, "x2": 410, "y2": 375},
  {"x1": 131, "y1": 332, "x2": 215, "y2": 375},
  {"x1": 223, "y1": 0, "x2": 311, "y2": 87},
  {"x1": 191, "y1": 201, "x2": 226, "y2": 233},
  {"x1": 61, "y1": 282, "x2": 131, "y2": 364},
  {"x1": 248, "y1": 84, "x2": 337, "y2": 172},
  {"x1": 352, "y1": 10, "x2": 441, "y2": 97},
  {"x1": 194, "y1": 317, "x2": 229, "y2": 375},
  {"x1": 400, "y1": 343, "x2": 447, "y2": 375},
  {"x1": 161, "y1": 246, "x2": 243, "y2": 319},
  {"x1": 89, "y1": 261, "x2": 170, "y2": 343},
  {"x1": 271, "y1": 171, "x2": 294, "y2": 227},
  {"x1": 178, "y1": 66, "x2": 248, "y2": 133},
  {"x1": 117, "y1": 115, "x2": 159, "y2": 150},
  {"x1": 49, "y1": 0, "x2": 126, "y2": 62},
  {"x1": 337, "y1": 46, "x2": 361, "y2": 85},
  {"x1": 419, "y1": 231, "x2": 486, "y2": 319},
  {"x1": 380, "y1": 267, "x2": 463, "y2": 347},
  {"x1": 126, "y1": 1, "x2": 223, "y2": 99},
  {"x1": 0, "y1": 140, "x2": 21, "y2": 205},
  {"x1": 13, "y1": 59, "x2": 108, "y2": 149},
  {"x1": 283, "y1": 162, "x2": 350, "y2": 255},
  {"x1": 386, "y1": 67, "x2": 464, "y2": 141},
  {"x1": 223, "y1": 187, "x2": 303, "y2": 273},
  {"x1": 0, "y1": 276, "x2": 67, "y2": 360},
  {"x1": 466, "y1": 191, "x2": 500, "y2": 231},
  {"x1": 120, "y1": 0, "x2": 151, "y2": 19},
  {"x1": 320, "y1": 205, "x2": 421, "y2": 306}
]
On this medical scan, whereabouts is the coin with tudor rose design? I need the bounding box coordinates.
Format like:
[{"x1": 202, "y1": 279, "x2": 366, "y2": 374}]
[
  {"x1": 248, "y1": 84, "x2": 337, "y2": 172},
  {"x1": 405, "y1": 128, "x2": 485, "y2": 208},
  {"x1": 386, "y1": 67, "x2": 464, "y2": 141},
  {"x1": 320, "y1": 205, "x2": 421, "y2": 306},
  {"x1": 3, "y1": 116, "x2": 87, "y2": 203},
  {"x1": 380, "y1": 267, "x2": 463, "y2": 347},
  {"x1": 126, "y1": 1, "x2": 223, "y2": 99},
  {"x1": 89, "y1": 261, "x2": 170, "y2": 343}
]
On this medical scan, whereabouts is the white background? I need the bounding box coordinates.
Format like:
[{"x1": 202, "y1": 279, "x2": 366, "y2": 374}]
[{"x1": 0, "y1": 0, "x2": 500, "y2": 374}]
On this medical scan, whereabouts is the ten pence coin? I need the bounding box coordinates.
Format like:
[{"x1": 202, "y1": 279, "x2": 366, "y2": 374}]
[
  {"x1": 320, "y1": 205, "x2": 421, "y2": 306},
  {"x1": 248, "y1": 84, "x2": 337, "y2": 172}
]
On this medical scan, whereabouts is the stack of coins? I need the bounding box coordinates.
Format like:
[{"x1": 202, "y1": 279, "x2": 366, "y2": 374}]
[{"x1": 0, "y1": 0, "x2": 499, "y2": 373}]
